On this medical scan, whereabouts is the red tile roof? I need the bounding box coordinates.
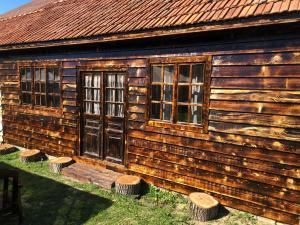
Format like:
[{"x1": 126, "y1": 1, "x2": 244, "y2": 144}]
[{"x1": 0, "y1": 0, "x2": 299, "y2": 48}]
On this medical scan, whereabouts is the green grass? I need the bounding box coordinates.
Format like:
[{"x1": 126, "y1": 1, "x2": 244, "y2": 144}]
[{"x1": 0, "y1": 151, "x2": 262, "y2": 225}]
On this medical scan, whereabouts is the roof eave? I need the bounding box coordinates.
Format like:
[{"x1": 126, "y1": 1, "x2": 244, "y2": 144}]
[{"x1": 0, "y1": 15, "x2": 299, "y2": 52}]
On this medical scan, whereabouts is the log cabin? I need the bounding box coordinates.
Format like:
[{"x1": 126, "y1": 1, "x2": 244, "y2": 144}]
[{"x1": 0, "y1": 0, "x2": 299, "y2": 224}]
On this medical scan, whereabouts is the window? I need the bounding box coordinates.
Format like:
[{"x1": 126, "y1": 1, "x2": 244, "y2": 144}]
[
  {"x1": 19, "y1": 65, "x2": 61, "y2": 108},
  {"x1": 149, "y1": 56, "x2": 211, "y2": 131}
]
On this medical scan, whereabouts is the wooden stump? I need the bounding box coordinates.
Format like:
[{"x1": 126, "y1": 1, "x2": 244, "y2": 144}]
[
  {"x1": 0, "y1": 144, "x2": 18, "y2": 155},
  {"x1": 19, "y1": 149, "x2": 41, "y2": 163},
  {"x1": 115, "y1": 175, "x2": 141, "y2": 196},
  {"x1": 188, "y1": 192, "x2": 219, "y2": 222},
  {"x1": 49, "y1": 157, "x2": 73, "y2": 174}
]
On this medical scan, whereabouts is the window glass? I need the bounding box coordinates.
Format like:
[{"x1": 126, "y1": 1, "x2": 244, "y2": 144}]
[
  {"x1": 152, "y1": 66, "x2": 162, "y2": 82},
  {"x1": 150, "y1": 61, "x2": 206, "y2": 125},
  {"x1": 179, "y1": 65, "x2": 190, "y2": 83}
]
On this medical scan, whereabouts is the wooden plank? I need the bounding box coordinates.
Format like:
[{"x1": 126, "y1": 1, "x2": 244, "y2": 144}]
[
  {"x1": 132, "y1": 172, "x2": 299, "y2": 225},
  {"x1": 128, "y1": 67, "x2": 148, "y2": 78},
  {"x1": 210, "y1": 89, "x2": 300, "y2": 103},
  {"x1": 211, "y1": 78, "x2": 300, "y2": 90},
  {"x1": 128, "y1": 163, "x2": 300, "y2": 221},
  {"x1": 212, "y1": 65, "x2": 300, "y2": 77},
  {"x1": 129, "y1": 138, "x2": 300, "y2": 178},
  {"x1": 210, "y1": 100, "x2": 300, "y2": 116},
  {"x1": 129, "y1": 130, "x2": 300, "y2": 166},
  {"x1": 209, "y1": 110, "x2": 300, "y2": 128},
  {"x1": 128, "y1": 148, "x2": 300, "y2": 193},
  {"x1": 213, "y1": 52, "x2": 300, "y2": 66},
  {"x1": 128, "y1": 77, "x2": 148, "y2": 87}
]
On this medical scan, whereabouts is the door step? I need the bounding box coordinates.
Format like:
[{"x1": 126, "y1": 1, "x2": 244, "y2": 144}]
[{"x1": 61, "y1": 163, "x2": 123, "y2": 190}]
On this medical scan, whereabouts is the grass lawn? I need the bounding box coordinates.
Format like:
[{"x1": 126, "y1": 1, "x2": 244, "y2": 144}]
[{"x1": 0, "y1": 151, "x2": 263, "y2": 225}]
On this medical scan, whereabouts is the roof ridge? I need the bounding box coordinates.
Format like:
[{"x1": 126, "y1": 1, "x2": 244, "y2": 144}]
[{"x1": 0, "y1": 0, "x2": 69, "y2": 22}]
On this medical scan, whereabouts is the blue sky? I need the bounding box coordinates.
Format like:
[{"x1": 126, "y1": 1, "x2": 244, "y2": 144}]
[{"x1": 0, "y1": 0, "x2": 31, "y2": 15}]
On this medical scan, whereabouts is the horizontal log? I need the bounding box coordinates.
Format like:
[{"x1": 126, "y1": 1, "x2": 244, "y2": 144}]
[
  {"x1": 128, "y1": 138, "x2": 300, "y2": 178},
  {"x1": 133, "y1": 172, "x2": 299, "y2": 225},
  {"x1": 128, "y1": 87, "x2": 147, "y2": 95},
  {"x1": 211, "y1": 78, "x2": 300, "y2": 90},
  {"x1": 209, "y1": 110, "x2": 300, "y2": 128},
  {"x1": 128, "y1": 147, "x2": 300, "y2": 193},
  {"x1": 63, "y1": 68, "x2": 77, "y2": 76},
  {"x1": 128, "y1": 104, "x2": 146, "y2": 113},
  {"x1": 128, "y1": 113, "x2": 146, "y2": 122},
  {"x1": 0, "y1": 64, "x2": 16, "y2": 69},
  {"x1": 128, "y1": 163, "x2": 300, "y2": 219},
  {"x1": 129, "y1": 130, "x2": 300, "y2": 166},
  {"x1": 212, "y1": 65, "x2": 300, "y2": 77},
  {"x1": 209, "y1": 121, "x2": 300, "y2": 142},
  {"x1": 210, "y1": 89, "x2": 300, "y2": 103},
  {"x1": 210, "y1": 100, "x2": 300, "y2": 116},
  {"x1": 213, "y1": 52, "x2": 300, "y2": 66}
]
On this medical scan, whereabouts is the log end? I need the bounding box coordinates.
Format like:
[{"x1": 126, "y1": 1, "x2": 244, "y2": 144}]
[
  {"x1": 49, "y1": 157, "x2": 73, "y2": 173},
  {"x1": 115, "y1": 175, "x2": 141, "y2": 196},
  {"x1": 0, "y1": 144, "x2": 18, "y2": 155},
  {"x1": 189, "y1": 192, "x2": 219, "y2": 222},
  {"x1": 19, "y1": 149, "x2": 41, "y2": 163}
]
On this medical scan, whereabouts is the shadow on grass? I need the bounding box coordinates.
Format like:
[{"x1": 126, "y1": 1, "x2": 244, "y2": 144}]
[{"x1": 0, "y1": 162, "x2": 112, "y2": 225}]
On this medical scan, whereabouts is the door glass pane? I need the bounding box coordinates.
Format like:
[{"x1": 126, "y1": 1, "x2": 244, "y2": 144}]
[
  {"x1": 164, "y1": 65, "x2": 174, "y2": 83},
  {"x1": 106, "y1": 89, "x2": 115, "y2": 102},
  {"x1": 179, "y1": 65, "x2": 190, "y2": 83},
  {"x1": 163, "y1": 85, "x2": 173, "y2": 102},
  {"x1": 53, "y1": 96, "x2": 60, "y2": 107},
  {"x1": 116, "y1": 74, "x2": 124, "y2": 88},
  {"x1": 178, "y1": 85, "x2": 189, "y2": 103},
  {"x1": 35, "y1": 95, "x2": 40, "y2": 105},
  {"x1": 191, "y1": 106, "x2": 202, "y2": 124},
  {"x1": 94, "y1": 103, "x2": 100, "y2": 115},
  {"x1": 85, "y1": 74, "x2": 92, "y2": 87},
  {"x1": 151, "y1": 85, "x2": 161, "y2": 101},
  {"x1": 116, "y1": 105, "x2": 124, "y2": 117},
  {"x1": 191, "y1": 85, "x2": 203, "y2": 104},
  {"x1": 35, "y1": 83, "x2": 40, "y2": 92},
  {"x1": 86, "y1": 102, "x2": 92, "y2": 113},
  {"x1": 94, "y1": 74, "x2": 101, "y2": 88},
  {"x1": 106, "y1": 103, "x2": 115, "y2": 116},
  {"x1": 94, "y1": 89, "x2": 100, "y2": 101},
  {"x1": 192, "y1": 64, "x2": 204, "y2": 83},
  {"x1": 162, "y1": 104, "x2": 172, "y2": 121},
  {"x1": 177, "y1": 105, "x2": 188, "y2": 123},
  {"x1": 151, "y1": 103, "x2": 160, "y2": 119},
  {"x1": 27, "y1": 82, "x2": 31, "y2": 91},
  {"x1": 116, "y1": 90, "x2": 124, "y2": 103},
  {"x1": 41, "y1": 83, "x2": 46, "y2": 92},
  {"x1": 107, "y1": 74, "x2": 115, "y2": 87},
  {"x1": 152, "y1": 65, "x2": 162, "y2": 82},
  {"x1": 86, "y1": 89, "x2": 92, "y2": 101}
]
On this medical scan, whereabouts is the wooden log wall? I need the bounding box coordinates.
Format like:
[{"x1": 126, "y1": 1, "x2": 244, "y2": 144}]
[
  {"x1": 0, "y1": 36, "x2": 299, "y2": 224},
  {"x1": 0, "y1": 60, "x2": 78, "y2": 156},
  {"x1": 126, "y1": 51, "x2": 300, "y2": 225}
]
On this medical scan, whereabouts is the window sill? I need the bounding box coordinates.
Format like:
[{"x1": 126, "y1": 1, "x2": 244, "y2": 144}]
[{"x1": 147, "y1": 120, "x2": 207, "y2": 133}]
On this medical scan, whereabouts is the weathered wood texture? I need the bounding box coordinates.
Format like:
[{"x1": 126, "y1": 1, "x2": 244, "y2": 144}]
[
  {"x1": 0, "y1": 39, "x2": 300, "y2": 224},
  {"x1": 127, "y1": 51, "x2": 300, "y2": 225},
  {"x1": 0, "y1": 61, "x2": 78, "y2": 156}
]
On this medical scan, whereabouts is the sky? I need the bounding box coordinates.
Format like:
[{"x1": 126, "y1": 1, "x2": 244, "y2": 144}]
[{"x1": 0, "y1": 0, "x2": 31, "y2": 15}]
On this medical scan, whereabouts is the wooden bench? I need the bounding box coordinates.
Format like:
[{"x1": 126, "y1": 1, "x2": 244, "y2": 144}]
[{"x1": 0, "y1": 169, "x2": 22, "y2": 223}]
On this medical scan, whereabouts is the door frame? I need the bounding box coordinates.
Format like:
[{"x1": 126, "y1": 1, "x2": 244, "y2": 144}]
[{"x1": 78, "y1": 64, "x2": 129, "y2": 165}]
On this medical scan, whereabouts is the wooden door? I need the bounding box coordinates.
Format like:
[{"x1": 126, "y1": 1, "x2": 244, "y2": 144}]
[
  {"x1": 81, "y1": 72, "x2": 103, "y2": 157},
  {"x1": 104, "y1": 72, "x2": 126, "y2": 164}
]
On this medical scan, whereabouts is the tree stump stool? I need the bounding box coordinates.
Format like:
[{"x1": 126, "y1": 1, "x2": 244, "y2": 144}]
[
  {"x1": 19, "y1": 149, "x2": 41, "y2": 163},
  {"x1": 115, "y1": 175, "x2": 141, "y2": 196},
  {"x1": 0, "y1": 144, "x2": 18, "y2": 155},
  {"x1": 188, "y1": 192, "x2": 219, "y2": 222},
  {"x1": 49, "y1": 157, "x2": 73, "y2": 174}
]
